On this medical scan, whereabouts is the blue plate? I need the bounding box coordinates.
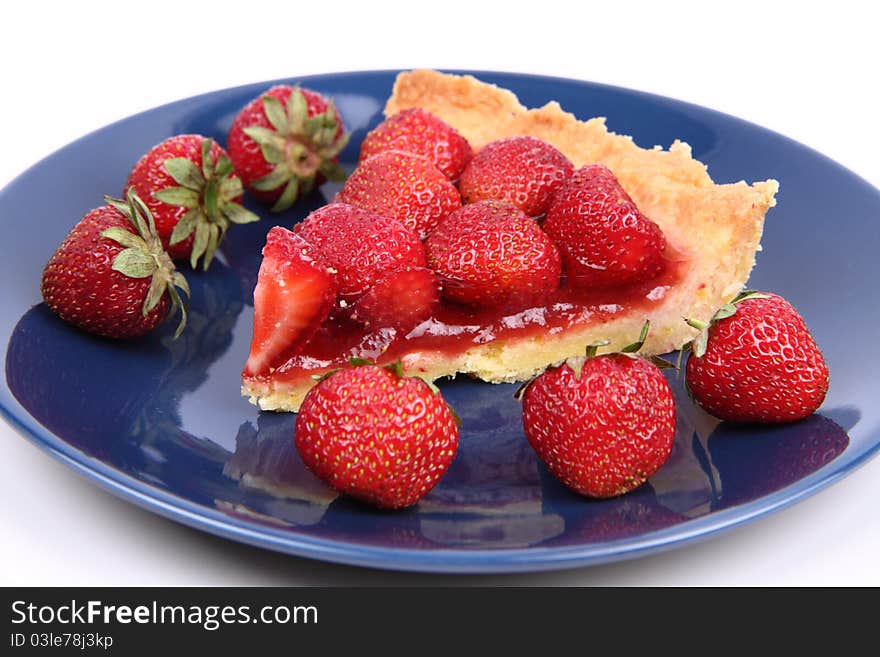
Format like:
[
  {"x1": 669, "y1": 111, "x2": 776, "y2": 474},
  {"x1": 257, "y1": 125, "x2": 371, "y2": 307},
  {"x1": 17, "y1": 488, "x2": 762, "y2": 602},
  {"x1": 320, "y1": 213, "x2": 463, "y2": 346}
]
[{"x1": 1, "y1": 71, "x2": 878, "y2": 573}]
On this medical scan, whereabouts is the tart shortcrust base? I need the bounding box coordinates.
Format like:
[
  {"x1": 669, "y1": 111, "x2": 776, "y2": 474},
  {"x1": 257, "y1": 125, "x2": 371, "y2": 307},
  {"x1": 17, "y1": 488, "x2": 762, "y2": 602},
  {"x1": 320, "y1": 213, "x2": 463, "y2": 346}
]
[{"x1": 244, "y1": 70, "x2": 778, "y2": 412}]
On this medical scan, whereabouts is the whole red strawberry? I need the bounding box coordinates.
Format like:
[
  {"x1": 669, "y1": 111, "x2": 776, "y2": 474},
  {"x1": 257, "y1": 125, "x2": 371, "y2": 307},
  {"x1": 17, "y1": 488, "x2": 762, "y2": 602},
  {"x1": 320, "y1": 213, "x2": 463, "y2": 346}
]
[
  {"x1": 41, "y1": 190, "x2": 189, "y2": 339},
  {"x1": 544, "y1": 164, "x2": 667, "y2": 288},
  {"x1": 458, "y1": 136, "x2": 573, "y2": 216},
  {"x1": 335, "y1": 150, "x2": 461, "y2": 239},
  {"x1": 227, "y1": 85, "x2": 349, "y2": 212},
  {"x1": 519, "y1": 325, "x2": 677, "y2": 498},
  {"x1": 425, "y1": 200, "x2": 561, "y2": 310},
  {"x1": 543, "y1": 164, "x2": 666, "y2": 287},
  {"x1": 359, "y1": 108, "x2": 473, "y2": 180},
  {"x1": 294, "y1": 203, "x2": 426, "y2": 301},
  {"x1": 685, "y1": 291, "x2": 829, "y2": 423},
  {"x1": 244, "y1": 227, "x2": 337, "y2": 377},
  {"x1": 126, "y1": 134, "x2": 259, "y2": 269},
  {"x1": 295, "y1": 361, "x2": 460, "y2": 509}
]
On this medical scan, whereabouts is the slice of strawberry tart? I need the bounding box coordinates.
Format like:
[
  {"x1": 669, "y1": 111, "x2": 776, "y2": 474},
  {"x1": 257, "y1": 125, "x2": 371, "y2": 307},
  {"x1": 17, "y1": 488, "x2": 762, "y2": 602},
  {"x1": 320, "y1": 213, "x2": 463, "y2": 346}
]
[{"x1": 242, "y1": 70, "x2": 778, "y2": 412}]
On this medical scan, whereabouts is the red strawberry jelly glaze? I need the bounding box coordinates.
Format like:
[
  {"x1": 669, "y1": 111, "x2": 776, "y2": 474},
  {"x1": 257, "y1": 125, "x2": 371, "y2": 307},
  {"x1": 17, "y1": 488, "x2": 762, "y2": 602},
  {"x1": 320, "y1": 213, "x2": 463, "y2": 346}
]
[{"x1": 247, "y1": 250, "x2": 687, "y2": 384}]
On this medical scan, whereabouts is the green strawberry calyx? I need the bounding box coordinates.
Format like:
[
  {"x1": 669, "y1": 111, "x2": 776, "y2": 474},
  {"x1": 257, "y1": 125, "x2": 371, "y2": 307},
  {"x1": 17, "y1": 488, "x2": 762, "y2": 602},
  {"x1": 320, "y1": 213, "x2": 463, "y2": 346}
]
[
  {"x1": 515, "y1": 321, "x2": 674, "y2": 399},
  {"x1": 152, "y1": 138, "x2": 260, "y2": 271},
  {"x1": 567, "y1": 320, "x2": 676, "y2": 377},
  {"x1": 684, "y1": 289, "x2": 770, "y2": 358},
  {"x1": 102, "y1": 189, "x2": 190, "y2": 338},
  {"x1": 244, "y1": 88, "x2": 350, "y2": 212}
]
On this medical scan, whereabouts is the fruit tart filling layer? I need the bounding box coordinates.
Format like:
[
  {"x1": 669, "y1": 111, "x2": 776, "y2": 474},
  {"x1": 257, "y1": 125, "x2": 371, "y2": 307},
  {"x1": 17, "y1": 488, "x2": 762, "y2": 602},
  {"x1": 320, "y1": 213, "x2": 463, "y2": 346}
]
[{"x1": 243, "y1": 70, "x2": 778, "y2": 412}]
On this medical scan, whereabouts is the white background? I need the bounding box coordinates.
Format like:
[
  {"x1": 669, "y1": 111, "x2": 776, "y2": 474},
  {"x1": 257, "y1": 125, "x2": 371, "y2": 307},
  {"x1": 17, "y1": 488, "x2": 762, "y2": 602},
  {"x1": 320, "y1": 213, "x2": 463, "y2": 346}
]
[{"x1": 1, "y1": 1, "x2": 878, "y2": 586}]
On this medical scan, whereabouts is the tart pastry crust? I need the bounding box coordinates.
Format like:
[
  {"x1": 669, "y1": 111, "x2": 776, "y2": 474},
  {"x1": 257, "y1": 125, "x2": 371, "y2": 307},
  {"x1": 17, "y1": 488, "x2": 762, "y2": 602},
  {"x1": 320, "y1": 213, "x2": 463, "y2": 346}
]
[{"x1": 243, "y1": 70, "x2": 778, "y2": 412}]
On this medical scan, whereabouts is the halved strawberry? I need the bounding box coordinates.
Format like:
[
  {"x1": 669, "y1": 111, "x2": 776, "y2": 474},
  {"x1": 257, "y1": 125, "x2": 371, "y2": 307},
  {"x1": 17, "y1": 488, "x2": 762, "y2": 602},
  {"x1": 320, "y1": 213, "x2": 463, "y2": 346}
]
[
  {"x1": 350, "y1": 266, "x2": 440, "y2": 333},
  {"x1": 244, "y1": 227, "x2": 336, "y2": 376}
]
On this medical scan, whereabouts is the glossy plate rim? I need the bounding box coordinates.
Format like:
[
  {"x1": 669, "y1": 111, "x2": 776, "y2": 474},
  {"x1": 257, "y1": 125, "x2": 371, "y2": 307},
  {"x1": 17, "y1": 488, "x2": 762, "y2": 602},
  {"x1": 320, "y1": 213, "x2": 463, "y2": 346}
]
[
  {"x1": 2, "y1": 69, "x2": 879, "y2": 574},
  {"x1": 5, "y1": 399, "x2": 876, "y2": 573}
]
